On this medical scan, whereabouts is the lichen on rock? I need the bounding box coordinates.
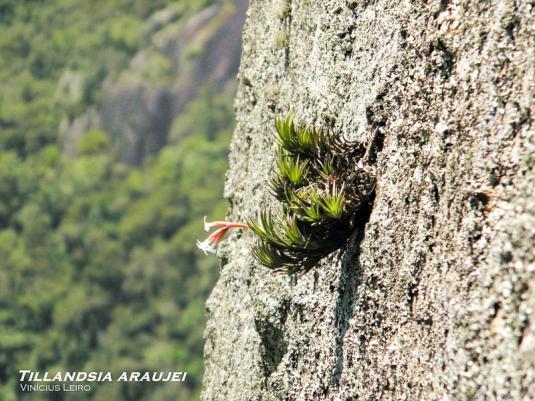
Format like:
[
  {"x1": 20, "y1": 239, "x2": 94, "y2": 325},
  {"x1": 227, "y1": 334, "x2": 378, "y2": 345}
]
[{"x1": 202, "y1": 0, "x2": 535, "y2": 400}]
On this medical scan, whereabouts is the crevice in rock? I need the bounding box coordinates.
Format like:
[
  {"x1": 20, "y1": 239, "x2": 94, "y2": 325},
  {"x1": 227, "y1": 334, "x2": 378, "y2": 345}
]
[
  {"x1": 329, "y1": 191, "x2": 375, "y2": 387},
  {"x1": 255, "y1": 301, "x2": 290, "y2": 376}
]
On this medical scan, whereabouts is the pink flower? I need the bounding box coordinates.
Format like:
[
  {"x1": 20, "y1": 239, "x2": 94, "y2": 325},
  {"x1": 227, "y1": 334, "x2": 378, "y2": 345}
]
[
  {"x1": 203, "y1": 216, "x2": 248, "y2": 231},
  {"x1": 197, "y1": 217, "x2": 248, "y2": 255}
]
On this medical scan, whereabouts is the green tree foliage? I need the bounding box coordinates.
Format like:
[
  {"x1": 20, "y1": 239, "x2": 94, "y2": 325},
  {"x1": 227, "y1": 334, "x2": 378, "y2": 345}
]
[
  {"x1": 0, "y1": 0, "x2": 215, "y2": 157},
  {"x1": 0, "y1": 2, "x2": 233, "y2": 401}
]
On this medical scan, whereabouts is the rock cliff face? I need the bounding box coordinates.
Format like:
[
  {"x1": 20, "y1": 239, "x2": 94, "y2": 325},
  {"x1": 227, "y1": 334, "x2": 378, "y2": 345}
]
[
  {"x1": 202, "y1": 1, "x2": 534, "y2": 400},
  {"x1": 62, "y1": 0, "x2": 248, "y2": 165}
]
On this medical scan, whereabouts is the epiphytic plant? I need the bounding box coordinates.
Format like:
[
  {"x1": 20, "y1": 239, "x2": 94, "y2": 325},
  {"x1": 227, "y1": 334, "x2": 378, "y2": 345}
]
[
  {"x1": 197, "y1": 115, "x2": 375, "y2": 274},
  {"x1": 247, "y1": 114, "x2": 375, "y2": 274}
]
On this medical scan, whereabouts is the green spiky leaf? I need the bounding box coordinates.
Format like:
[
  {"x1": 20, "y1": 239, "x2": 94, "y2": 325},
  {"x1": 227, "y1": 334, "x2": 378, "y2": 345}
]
[
  {"x1": 249, "y1": 114, "x2": 375, "y2": 274},
  {"x1": 277, "y1": 153, "x2": 307, "y2": 185},
  {"x1": 319, "y1": 185, "x2": 346, "y2": 219},
  {"x1": 280, "y1": 214, "x2": 307, "y2": 247},
  {"x1": 247, "y1": 210, "x2": 287, "y2": 248}
]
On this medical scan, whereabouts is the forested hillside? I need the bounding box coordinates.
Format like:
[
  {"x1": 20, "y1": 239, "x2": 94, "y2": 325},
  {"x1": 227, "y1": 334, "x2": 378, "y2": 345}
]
[{"x1": 0, "y1": 1, "x2": 244, "y2": 400}]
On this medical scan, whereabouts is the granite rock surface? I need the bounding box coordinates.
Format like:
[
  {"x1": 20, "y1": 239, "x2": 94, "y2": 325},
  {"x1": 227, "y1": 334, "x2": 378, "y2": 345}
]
[{"x1": 202, "y1": 1, "x2": 534, "y2": 400}]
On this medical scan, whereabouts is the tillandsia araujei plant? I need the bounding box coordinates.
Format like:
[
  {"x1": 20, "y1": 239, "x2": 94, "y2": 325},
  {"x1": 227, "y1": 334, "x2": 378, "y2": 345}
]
[{"x1": 197, "y1": 114, "x2": 375, "y2": 274}]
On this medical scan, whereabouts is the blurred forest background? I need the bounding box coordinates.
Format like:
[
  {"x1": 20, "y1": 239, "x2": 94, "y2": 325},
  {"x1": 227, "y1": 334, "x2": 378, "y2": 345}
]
[{"x1": 0, "y1": 0, "x2": 247, "y2": 400}]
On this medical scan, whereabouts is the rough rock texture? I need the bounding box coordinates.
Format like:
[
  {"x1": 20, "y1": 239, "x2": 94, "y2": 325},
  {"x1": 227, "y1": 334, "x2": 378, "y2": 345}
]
[
  {"x1": 202, "y1": 0, "x2": 534, "y2": 400},
  {"x1": 100, "y1": 77, "x2": 173, "y2": 164}
]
